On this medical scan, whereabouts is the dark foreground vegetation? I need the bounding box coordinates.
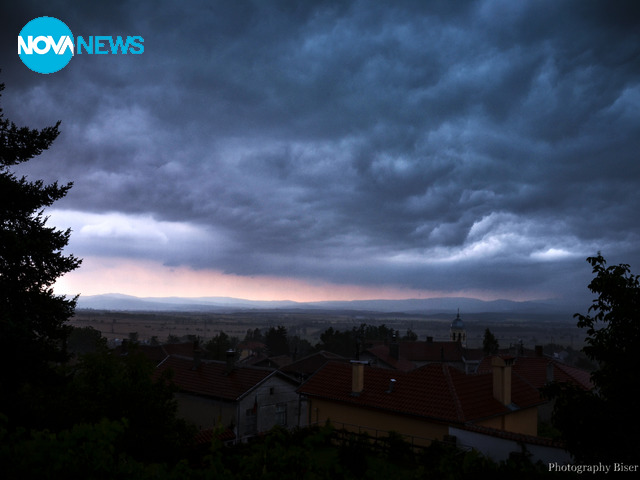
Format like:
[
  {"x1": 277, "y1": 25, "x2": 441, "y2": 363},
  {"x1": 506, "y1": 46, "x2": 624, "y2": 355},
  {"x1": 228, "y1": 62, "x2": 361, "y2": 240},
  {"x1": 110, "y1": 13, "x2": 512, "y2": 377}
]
[
  {"x1": 2, "y1": 78, "x2": 639, "y2": 477},
  {"x1": 2, "y1": 421, "x2": 574, "y2": 479}
]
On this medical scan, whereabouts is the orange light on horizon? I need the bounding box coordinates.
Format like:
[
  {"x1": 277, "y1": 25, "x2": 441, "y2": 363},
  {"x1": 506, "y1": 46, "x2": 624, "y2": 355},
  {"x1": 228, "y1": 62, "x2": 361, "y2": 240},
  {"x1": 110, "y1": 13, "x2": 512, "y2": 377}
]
[{"x1": 53, "y1": 256, "x2": 539, "y2": 303}]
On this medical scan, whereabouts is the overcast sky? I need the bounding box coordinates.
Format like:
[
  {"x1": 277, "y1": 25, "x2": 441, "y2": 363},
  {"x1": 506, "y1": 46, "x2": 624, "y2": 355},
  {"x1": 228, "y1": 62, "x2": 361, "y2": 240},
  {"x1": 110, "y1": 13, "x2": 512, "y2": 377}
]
[{"x1": 2, "y1": 0, "x2": 639, "y2": 305}]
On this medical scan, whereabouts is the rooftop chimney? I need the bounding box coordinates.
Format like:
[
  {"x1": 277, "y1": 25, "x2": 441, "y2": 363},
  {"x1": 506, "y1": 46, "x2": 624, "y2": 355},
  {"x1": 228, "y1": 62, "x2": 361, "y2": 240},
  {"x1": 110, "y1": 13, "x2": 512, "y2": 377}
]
[
  {"x1": 192, "y1": 348, "x2": 202, "y2": 370},
  {"x1": 386, "y1": 378, "x2": 396, "y2": 393},
  {"x1": 492, "y1": 356, "x2": 514, "y2": 406},
  {"x1": 535, "y1": 345, "x2": 543, "y2": 357},
  {"x1": 225, "y1": 349, "x2": 236, "y2": 374},
  {"x1": 351, "y1": 361, "x2": 365, "y2": 396},
  {"x1": 389, "y1": 339, "x2": 399, "y2": 360},
  {"x1": 426, "y1": 336, "x2": 433, "y2": 343},
  {"x1": 546, "y1": 362, "x2": 554, "y2": 383}
]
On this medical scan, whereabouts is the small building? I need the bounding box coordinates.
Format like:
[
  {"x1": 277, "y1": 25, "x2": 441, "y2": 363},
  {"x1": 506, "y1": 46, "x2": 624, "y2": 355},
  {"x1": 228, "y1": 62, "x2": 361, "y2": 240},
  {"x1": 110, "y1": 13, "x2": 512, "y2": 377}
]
[
  {"x1": 477, "y1": 348, "x2": 593, "y2": 422},
  {"x1": 280, "y1": 350, "x2": 347, "y2": 383},
  {"x1": 362, "y1": 336, "x2": 483, "y2": 373},
  {"x1": 155, "y1": 354, "x2": 304, "y2": 443}
]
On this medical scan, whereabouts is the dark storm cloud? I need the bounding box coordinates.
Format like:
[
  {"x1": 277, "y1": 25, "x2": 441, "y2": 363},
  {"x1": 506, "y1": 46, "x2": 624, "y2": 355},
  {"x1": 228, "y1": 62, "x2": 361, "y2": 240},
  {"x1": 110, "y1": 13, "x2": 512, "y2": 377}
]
[{"x1": 3, "y1": 0, "x2": 640, "y2": 302}]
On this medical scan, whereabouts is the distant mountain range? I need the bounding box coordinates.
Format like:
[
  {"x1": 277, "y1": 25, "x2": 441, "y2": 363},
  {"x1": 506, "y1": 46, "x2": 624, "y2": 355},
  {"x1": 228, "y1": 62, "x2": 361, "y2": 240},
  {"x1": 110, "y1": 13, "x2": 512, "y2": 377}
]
[{"x1": 75, "y1": 293, "x2": 580, "y2": 315}]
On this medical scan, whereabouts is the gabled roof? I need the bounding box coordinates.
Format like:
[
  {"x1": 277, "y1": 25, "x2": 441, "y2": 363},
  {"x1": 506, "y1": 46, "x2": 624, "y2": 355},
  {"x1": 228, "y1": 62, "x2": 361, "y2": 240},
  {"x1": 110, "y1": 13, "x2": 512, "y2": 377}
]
[
  {"x1": 238, "y1": 341, "x2": 266, "y2": 351},
  {"x1": 252, "y1": 354, "x2": 294, "y2": 369},
  {"x1": 402, "y1": 341, "x2": 465, "y2": 362},
  {"x1": 365, "y1": 340, "x2": 469, "y2": 371},
  {"x1": 162, "y1": 342, "x2": 199, "y2": 357},
  {"x1": 298, "y1": 361, "x2": 543, "y2": 425},
  {"x1": 123, "y1": 342, "x2": 197, "y2": 366},
  {"x1": 280, "y1": 350, "x2": 347, "y2": 378},
  {"x1": 155, "y1": 355, "x2": 280, "y2": 401},
  {"x1": 461, "y1": 347, "x2": 485, "y2": 362},
  {"x1": 364, "y1": 344, "x2": 416, "y2": 371},
  {"x1": 477, "y1": 355, "x2": 593, "y2": 390}
]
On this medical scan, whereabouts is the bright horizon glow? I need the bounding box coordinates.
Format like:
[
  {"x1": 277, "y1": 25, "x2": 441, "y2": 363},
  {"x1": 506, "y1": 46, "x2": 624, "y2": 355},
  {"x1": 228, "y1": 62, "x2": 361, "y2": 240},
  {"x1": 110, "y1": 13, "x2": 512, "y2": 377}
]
[{"x1": 53, "y1": 256, "x2": 546, "y2": 303}]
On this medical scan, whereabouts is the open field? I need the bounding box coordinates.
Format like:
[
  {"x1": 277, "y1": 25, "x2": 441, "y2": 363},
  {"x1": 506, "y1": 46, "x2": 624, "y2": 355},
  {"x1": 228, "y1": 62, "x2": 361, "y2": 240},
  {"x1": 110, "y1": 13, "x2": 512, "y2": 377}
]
[{"x1": 70, "y1": 309, "x2": 584, "y2": 350}]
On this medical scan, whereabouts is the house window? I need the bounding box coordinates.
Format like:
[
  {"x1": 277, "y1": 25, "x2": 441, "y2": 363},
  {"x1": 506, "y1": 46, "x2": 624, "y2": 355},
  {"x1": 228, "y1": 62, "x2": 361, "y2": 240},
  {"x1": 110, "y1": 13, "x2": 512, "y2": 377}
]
[
  {"x1": 245, "y1": 408, "x2": 257, "y2": 435},
  {"x1": 275, "y1": 403, "x2": 287, "y2": 426}
]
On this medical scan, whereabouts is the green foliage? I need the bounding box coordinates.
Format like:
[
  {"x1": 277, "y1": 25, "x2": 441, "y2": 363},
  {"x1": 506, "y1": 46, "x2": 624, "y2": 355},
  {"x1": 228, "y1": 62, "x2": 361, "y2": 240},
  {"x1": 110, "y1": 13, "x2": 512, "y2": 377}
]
[
  {"x1": 61, "y1": 347, "x2": 195, "y2": 463},
  {"x1": 575, "y1": 254, "x2": 640, "y2": 402},
  {"x1": 0, "y1": 81, "x2": 81, "y2": 423},
  {"x1": 544, "y1": 254, "x2": 640, "y2": 463},
  {"x1": 67, "y1": 326, "x2": 107, "y2": 355},
  {"x1": 1, "y1": 417, "x2": 127, "y2": 478},
  {"x1": 0, "y1": 416, "x2": 206, "y2": 480},
  {"x1": 316, "y1": 323, "x2": 398, "y2": 357}
]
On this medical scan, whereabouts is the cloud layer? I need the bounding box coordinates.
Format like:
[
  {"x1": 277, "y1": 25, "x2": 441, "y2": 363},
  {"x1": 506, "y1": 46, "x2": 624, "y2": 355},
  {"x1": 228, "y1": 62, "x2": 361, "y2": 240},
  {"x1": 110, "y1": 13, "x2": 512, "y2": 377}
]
[{"x1": 3, "y1": 0, "x2": 640, "y2": 303}]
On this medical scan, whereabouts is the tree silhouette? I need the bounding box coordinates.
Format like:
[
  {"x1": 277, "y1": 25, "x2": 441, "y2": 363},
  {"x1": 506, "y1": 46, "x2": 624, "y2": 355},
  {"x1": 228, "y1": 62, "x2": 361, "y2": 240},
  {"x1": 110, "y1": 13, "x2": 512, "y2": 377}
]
[
  {"x1": 266, "y1": 325, "x2": 290, "y2": 356},
  {"x1": 544, "y1": 254, "x2": 640, "y2": 463},
  {"x1": 0, "y1": 81, "x2": 81, "y2": 422},
  {"x1": 482, "y1": 328, "x2": 499, "y2": 355}
]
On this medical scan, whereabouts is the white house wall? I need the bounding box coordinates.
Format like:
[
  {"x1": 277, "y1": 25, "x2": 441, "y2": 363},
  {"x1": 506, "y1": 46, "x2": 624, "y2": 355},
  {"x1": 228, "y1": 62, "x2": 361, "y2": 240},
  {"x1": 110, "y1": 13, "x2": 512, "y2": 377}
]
[
  {"x1": 237, "y1": 374, "x2": 305, "y2": 441},
  {"x1": 449, "y1": 426, "x2": 572, "y2": 464}
]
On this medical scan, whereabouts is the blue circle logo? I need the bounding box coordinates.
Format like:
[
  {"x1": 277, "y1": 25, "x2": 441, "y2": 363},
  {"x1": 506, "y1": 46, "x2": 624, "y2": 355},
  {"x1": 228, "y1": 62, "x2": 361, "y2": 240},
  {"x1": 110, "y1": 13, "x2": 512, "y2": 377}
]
[{"x1": 18, "y1": 17, "x2": 74, "y2": 74}]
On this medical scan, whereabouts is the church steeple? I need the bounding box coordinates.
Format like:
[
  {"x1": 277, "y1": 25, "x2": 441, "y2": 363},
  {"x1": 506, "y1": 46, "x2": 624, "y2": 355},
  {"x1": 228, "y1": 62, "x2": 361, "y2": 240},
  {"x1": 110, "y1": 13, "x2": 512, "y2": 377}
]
[{"x1": 450, "y1": 309, "x2": 466, "y2": 346}]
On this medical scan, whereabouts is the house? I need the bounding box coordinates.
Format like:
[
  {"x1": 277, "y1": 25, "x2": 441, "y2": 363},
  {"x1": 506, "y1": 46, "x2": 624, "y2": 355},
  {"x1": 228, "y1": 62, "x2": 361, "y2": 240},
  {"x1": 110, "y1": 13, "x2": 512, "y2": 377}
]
[
  {"x1": 449, "y1": 424, "x2": 572, "y2": 464},
  {"x1": 124, "y1": 341, "x2": 198, "y2": 365},
  {"x1": 362, "y1": 337, "x2": 484, "y2": 373},
  {"x1": 298, "y1": 356, "x2": 544, "y2": 447},
  {"x1": 250, "y1": 354, "x2": 294, "y2": 369},
  {"x1": 477, "y1": 348, "x2": 593, "y2": 422},
  {"x1": 360, "y1": 312, "x2": 482, "y2": 373},
  {"x1": 279, "y1": 350, "x2": 347, "y2": 383},
  {"x1": 155, "y1": 353, "x2": 305, "y2": 443},
  {"x1": 237, "y1": 341, "x2": 267, "y2": 362}
]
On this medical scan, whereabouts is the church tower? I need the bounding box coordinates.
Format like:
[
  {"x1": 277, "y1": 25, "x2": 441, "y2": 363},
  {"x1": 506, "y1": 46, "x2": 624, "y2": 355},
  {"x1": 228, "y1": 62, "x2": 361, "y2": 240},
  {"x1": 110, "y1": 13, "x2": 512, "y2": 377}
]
[{"x1": 450, "y1": 309, "x2": 466, "y2": 347}]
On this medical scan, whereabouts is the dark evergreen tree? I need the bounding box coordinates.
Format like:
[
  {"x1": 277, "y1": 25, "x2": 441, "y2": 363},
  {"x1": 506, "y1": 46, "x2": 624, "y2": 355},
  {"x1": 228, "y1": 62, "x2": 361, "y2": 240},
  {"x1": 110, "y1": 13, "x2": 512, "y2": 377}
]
[
  {"x1": 266, "y1": 325, "x2": 290, "y2": 356},
  {"x1": 482, "y1": 328, "x2": 499, "y2": 355},
  {"x1": 205, "y1": 331, "x2": 237, "y2": 360},
  {"x1": 244, "y1": 327, "x2": 264, "y2": 343},
  {"x1": 0, "y1": 82, "x2": 81, "y2": 421},
  {"x1": 402, "y1": 328, "x2": 418, "y2": 341}
]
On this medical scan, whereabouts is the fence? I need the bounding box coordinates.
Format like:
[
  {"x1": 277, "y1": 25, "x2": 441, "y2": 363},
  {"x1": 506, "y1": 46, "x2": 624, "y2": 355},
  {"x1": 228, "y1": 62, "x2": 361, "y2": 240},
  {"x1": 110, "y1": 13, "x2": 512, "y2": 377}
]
[{"x1": 309, "y1": 420, "x2": 473, "y2": 456}]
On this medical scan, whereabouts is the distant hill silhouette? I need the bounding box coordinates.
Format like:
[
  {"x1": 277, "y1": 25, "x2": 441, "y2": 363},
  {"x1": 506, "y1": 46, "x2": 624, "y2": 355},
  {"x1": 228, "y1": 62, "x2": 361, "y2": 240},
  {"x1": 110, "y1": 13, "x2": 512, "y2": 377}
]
[{"x1": 76, "y1": 293, "x2": 580, "y2": 315}]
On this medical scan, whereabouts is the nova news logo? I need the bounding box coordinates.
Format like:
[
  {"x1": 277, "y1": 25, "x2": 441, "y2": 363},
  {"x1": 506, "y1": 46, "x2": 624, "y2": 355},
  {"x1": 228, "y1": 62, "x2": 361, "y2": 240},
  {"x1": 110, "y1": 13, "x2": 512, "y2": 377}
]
[{"x1": 18, "y1": 16, "x2": 144, "y2": 74}]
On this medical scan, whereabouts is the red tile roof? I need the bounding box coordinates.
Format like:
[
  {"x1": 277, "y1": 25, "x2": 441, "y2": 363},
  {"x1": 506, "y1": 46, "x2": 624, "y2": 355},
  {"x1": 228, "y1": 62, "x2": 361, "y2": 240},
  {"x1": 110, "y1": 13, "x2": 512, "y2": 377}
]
[
  {"x1": 253, "y1": 354, "x2": 294, "y2": 369},
  {"x1": 365, "y1": 344, "x2": 416, "y2": 371},
  {"x1": 298, "y1": 361, "x2": 543, "y2": 424},
  {"x1": 162, "y1": 342, "x2": 198, "y2": 357},
  {"x1": 238, "y1": 341, "x2": 266, "y2": 351},
  {"x1": 155, "y1": 355, "x2": 274, "y2": 401},
  {"x1": 366, "y1": 340, "x2": 477, "y2": 371},
  {"x1": 477, "y1": 355, "x2": 593, "y2": 390},
  {"x1": 401, "y1": 341, "x2": 465, "y2": 362}
]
